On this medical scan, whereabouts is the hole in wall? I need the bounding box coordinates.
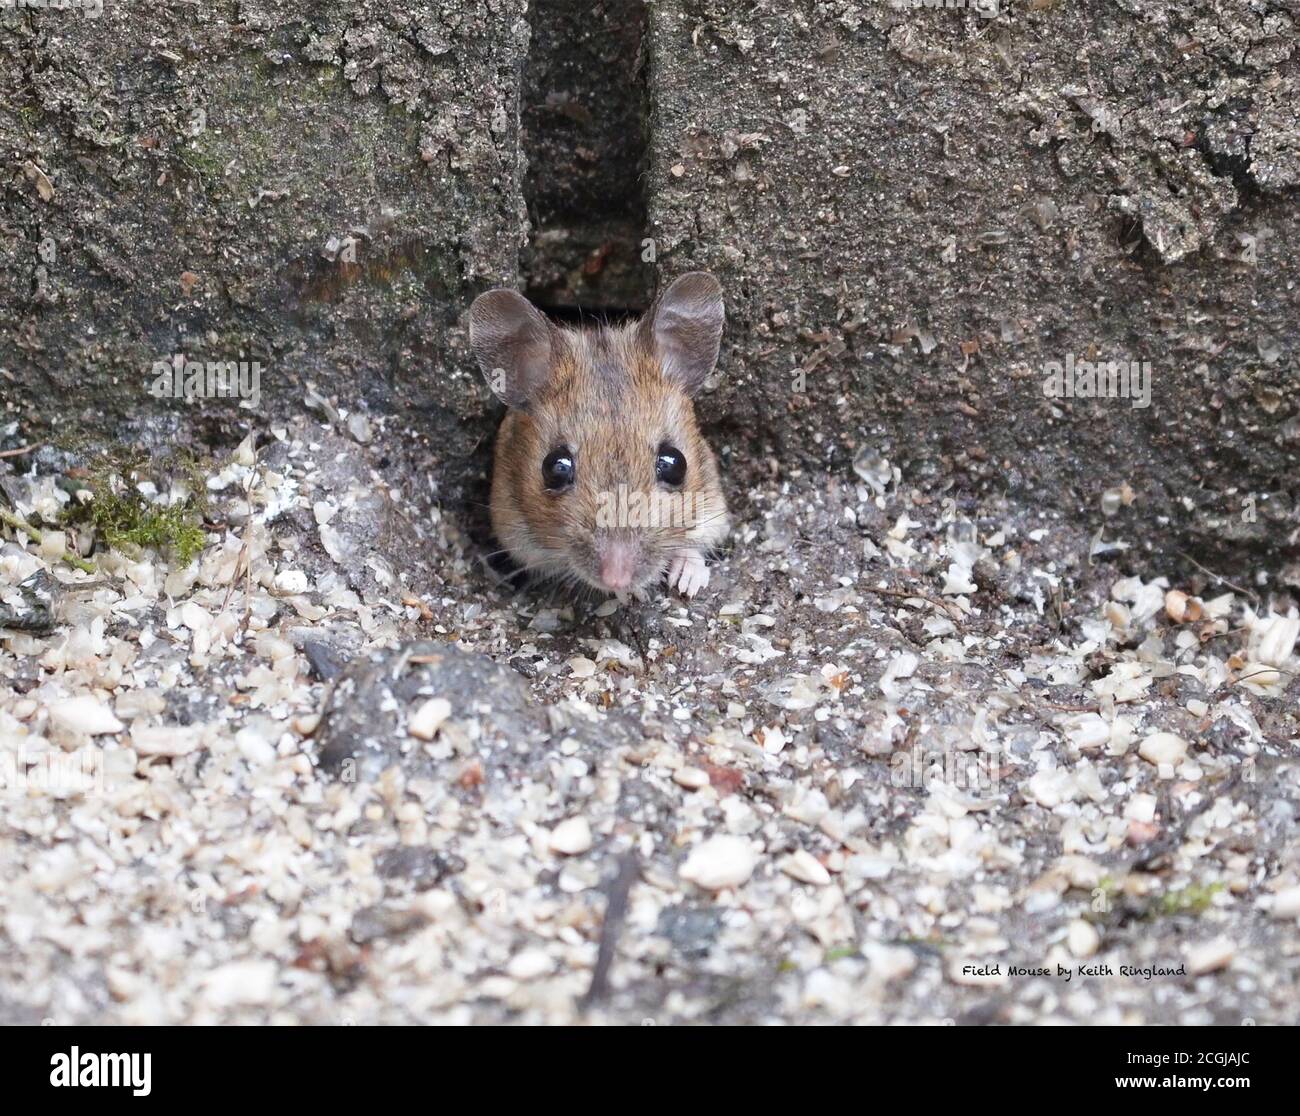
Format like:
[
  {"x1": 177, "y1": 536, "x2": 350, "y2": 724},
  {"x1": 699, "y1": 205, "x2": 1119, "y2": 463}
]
[{"x1": 521, "y1": 0, "x2": 654, "y2": 317}]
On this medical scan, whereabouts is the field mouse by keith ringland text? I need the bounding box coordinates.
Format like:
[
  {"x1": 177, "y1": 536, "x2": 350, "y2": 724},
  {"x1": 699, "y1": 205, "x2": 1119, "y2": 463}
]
[{"x1": 469, "y1": 272, "x2": 730, "y2": 598}]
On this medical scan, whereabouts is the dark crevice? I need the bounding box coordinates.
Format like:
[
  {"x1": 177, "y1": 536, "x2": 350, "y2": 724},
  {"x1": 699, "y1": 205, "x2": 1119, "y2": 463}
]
[
  {"x1": 541, "y1": 304, "x2": 642, "y2": 328},
  {"x1": 1195, "y1": 99, "x2": 1264, "y2": 208},
  {"x1": 521, "y1": 0, "x2": 653, "y2": 316}
]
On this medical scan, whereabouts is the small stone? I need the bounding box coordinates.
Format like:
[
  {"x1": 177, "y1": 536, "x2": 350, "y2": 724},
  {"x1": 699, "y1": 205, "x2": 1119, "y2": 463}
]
[
  {"x1": 39, "y1": 531, "x2": 65, "y2": 560},
  {"x1": 861, "y1": 942, "x2": 916, "y2": 982},
  {"x1": 780, "y1": 849, "x2": 831, "y2": 886},
  {"x1": 273, "y1": 569, "x2": 309, "y2": 594},
  {"x1": 131, "y1": 724, "x2": 204, "y2": 757},
  {"x1": 548, "y1": 816, "x2": 593, "y2": 856},
  {"x1": 1164, "y1": 589, "x2": 1202, "y2": 624},
  {"x1": 1027, "y1": 768, "x2": 1077, "y2": 809},
  {"x1": 680, "y1": 835, "x2": 758, "y2": 891},
  {"x1": 758, "y1": 724, "x2": 787, "y2": 754},
  {"x1": 567, "y1": 656, "x2": 597, "y2": 678},
  {"x1": 178, "y1": 600, "x2": 211, "y2": 631},
  {"x1": 506, "y1": 948, "x2": 553, "y2": 981},
  {"x1": 0, "y1": 568, "x2": 59, "y2": 633},
  {"x1": 48, "y1": 696, "x2": 124, "y2": 736},
  {"x1": 673, "y1": 766, "x2": 710, "y2": 790},
  {"x1": 1185, "y1": 937, "x2": 1234, "y2": 975},
  {"x1": 232, "y1": 433, "x2": 256, "y2": 466},
  {"x1": 1067, "y1": 919, "x2": 1100, "y2": 958},
  {"x1": 347, "y1": 413, "x2": 373, "y2": 444},
  {"x1": 376, "y1": 846, "x2": 465, "y2": 890},
  {"x1": 1270, "y1": 886, "x2": 1300, "y2": 920},
  {"x1": 408, "y1": 697, "x2": 452, "y2": 740},
  {"x1": 236, "y1": 726, "x2": 276, "y2": 766},
  {"x1": 1138, "y1": 732, "x2": 1188, "y2": 767},
  {"x1": 200, "y1": 960, "x2": 277, "y2": 1008}
]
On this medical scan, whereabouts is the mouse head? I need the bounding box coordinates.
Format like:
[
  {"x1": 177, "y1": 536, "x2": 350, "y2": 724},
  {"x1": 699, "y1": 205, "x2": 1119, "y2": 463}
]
[{"x1": 469, "y1": 273, "x2": 729, "y2": 594}]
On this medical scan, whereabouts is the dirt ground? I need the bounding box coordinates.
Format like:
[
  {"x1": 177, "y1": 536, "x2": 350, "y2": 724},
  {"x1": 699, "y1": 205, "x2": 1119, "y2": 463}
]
[{"x1": 1, "y1": 416, "x2": 1297, "y2": 1025}]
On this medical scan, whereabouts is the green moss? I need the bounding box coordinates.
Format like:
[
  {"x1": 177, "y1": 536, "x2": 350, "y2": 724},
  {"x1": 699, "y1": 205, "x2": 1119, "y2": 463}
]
[
  {"x1": 1154, "y1": 882, "x2": 1224, "y2": 918},
  {"x1": 89, "y1": 488, "x2": 207, "y2": 564},
  {"x1": 63, "y1": 448, "x2": 212, "y2": 564}
]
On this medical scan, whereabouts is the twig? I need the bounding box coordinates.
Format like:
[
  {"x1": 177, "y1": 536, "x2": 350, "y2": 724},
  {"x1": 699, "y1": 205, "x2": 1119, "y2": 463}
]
[
  {"x1": 218, "y1": 444, "x2": 259, "y2": 627},
  {"x1": 0, "y1": 509, "x2": 96, "y2": 573},
  {"x1": 0, "y1": 443, "x2": 41, "y2": 458},
  {"x1": 579, "y1": 847, "x2": 639, "y2": 1013},
  {"x1": 1234, "y1": 666, "x2": 1295, "y2": 684},
  {"x1": 1176, "y1": 550, "x2": 1259, "y2": 607},
  {"x1": 862, "y1": 584, "x2": 965, "y2": 622}
]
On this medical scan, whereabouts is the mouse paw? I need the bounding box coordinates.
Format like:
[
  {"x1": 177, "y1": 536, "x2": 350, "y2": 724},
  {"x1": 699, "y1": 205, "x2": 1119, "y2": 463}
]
[{"x1": 667, "y1": 550, "x2": 710, "y2": 598}]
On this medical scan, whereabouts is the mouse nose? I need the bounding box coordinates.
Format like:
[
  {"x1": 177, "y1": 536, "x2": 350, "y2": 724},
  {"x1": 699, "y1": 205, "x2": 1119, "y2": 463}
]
[{"x1": 597, "y1": 539, "x2": 638, "y2": 591}]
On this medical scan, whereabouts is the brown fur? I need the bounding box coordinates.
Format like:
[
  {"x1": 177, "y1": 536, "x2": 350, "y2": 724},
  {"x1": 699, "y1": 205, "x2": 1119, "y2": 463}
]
[{"x1": 490, "y1": 320, "x2": 729, "y2": 593}]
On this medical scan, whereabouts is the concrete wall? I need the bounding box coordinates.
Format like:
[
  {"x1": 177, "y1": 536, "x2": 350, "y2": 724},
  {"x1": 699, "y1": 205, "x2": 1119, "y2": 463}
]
[{"x1": 2, "y1": 1, "x2": 1296, "y2": 564}]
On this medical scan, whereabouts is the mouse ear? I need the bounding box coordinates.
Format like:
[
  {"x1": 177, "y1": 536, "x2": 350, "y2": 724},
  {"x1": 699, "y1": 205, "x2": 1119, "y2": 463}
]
[
  {"x1": 468, "y1": 289, "x2": 556, "y2": 408},
  {"x1": 641, "y1": 271, "x2": 725, "y2": 396}
]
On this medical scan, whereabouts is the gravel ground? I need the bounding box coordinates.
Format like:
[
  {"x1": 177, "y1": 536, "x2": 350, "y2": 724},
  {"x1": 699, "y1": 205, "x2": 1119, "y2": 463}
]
[{"x1": 1, "y1": 416, "x2": 1298, "y2": 1025}]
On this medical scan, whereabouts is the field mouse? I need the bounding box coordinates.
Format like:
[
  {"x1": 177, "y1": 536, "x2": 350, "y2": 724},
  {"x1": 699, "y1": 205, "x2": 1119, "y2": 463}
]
[{"x1": 469, "y1": 272, "x2": 730, "y2": 598}]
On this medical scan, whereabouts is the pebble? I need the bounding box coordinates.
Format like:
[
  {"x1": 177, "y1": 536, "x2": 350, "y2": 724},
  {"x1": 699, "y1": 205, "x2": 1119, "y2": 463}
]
[
  {"x1": 273, "y1": 570, "x2": 309, "y2": 594},
  {"x1": 1271, "y1": 886, "x2": 1300, "y2": 920},
  {"x1": 236, "y1": 727, "x2": 276, "y2": 766},
  {"x1": 1164, "y1": 589, "x2": 1202, "y2": 624},
  {"x1": 781, "y1": 849, "x2": 831, "y2": 886},
  {"x1": 131, "y1": 724, "x2": 204, "y2": 757},
  {"x1": 178, "y1": 600, "x2": 211, "y2": 631},
  {"x1": 860, "y1": 942, "x2": 916, "y2": 983},
  {"x1": 673, "y1": 766, "x2": 711, "y2": 790},
  {"x1": 1027, "y1": 768, "x2": 1077, "y2": 809},
  {"x1": 680, "y1": 835, "x2": 758, "y2": 890},
  {"x1": 1138, "y1": 732, "x2": 1188, "y2": 767},
  {"x1": 0, "y1": 428, "x2": 1287, "y2": 1028},
  {"x1": 548, "y1": 817, "x2": 593, "y2": 856},
  {"x1": 347, "y1": 413, "x2": 373, "y2": 445},
  {"x1": 506, "y1": 948, "x2": 554, "y2": 981},
  {"x1": 567, "y1": 656, "x2": 596, "y2": 678},
  {"x1": 48, "y1": 696, "x2": 124, "y2": 736},
  {"x1": 408, "y1": 697, "x2": 452, "y2": 740},
  {"x1": 200, "y1": 960, "x2": 277, "y2": 1008},
  {"x1": 1185, "y1": 937, "x2": 1234, "y2": 975},
  {"x1": 1067, "y1": 919, "x2": 1100, "y2": 958}
]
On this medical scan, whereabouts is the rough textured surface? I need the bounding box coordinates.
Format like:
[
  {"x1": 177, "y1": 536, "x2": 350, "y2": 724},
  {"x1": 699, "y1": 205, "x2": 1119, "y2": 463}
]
[
  {"x1": 315, "y1": 640, "x2": 546, "y2": 783},
  {"x1": 520, "y1": 0, "x2": 653, "y2": 311},
  {"x1": 0, "y1": 1, "x2": 528, "y2": 457},
  {"x1": 2, "y1": 2, "x2": 1299, "y2": 1029},
  {"x1": 4, "y1": 3, "x2": 1294, "y2": 566},
  {"x1": 0, "y1": 425, "x2": 1297, "y2": 1024},
  {"x1": 646, "y1": 0, "x2": 1299, "y2": 562}
]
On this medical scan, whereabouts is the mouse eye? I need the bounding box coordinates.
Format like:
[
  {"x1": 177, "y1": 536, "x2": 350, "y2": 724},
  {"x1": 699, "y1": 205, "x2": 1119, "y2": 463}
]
[
  {"x1": 655, "y1": 444, "x2": 687, "y2": 487},
  {"x1": 542, "y1": 448, "x2": 575, "y2": 491}
]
